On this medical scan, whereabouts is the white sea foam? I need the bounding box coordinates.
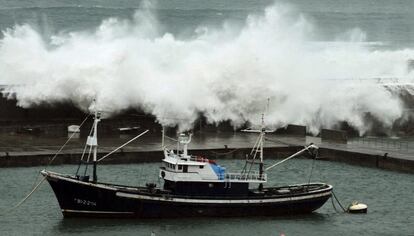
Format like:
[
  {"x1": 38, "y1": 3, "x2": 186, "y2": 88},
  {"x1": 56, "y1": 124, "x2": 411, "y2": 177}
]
[{"x1": 1, "y1": 3, "x2": 413, "y2": 134}]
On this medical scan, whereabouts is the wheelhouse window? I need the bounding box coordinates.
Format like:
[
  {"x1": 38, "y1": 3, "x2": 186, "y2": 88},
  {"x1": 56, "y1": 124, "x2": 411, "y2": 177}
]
[
  {"x1": 178, "y1": 165, "x2": 183, "y2": 170},
  {"x1": 166, "y1": 163, "x2": 175, "y2": 170}
]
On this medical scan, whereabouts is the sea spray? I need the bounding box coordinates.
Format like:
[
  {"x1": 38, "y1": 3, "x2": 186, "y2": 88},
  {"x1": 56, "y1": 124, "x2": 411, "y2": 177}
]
[{"x1": 0, "y1": 3, "x2": 412, "y2": 133}]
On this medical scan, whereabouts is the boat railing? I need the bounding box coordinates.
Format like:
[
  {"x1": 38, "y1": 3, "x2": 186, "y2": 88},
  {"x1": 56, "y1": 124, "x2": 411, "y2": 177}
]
[
  {"x1": 221, "y1": 172, "x2": 267, "y2": 182},
  {"x1": 189, "y1": 156, "x2": 211, "y2": 163}
]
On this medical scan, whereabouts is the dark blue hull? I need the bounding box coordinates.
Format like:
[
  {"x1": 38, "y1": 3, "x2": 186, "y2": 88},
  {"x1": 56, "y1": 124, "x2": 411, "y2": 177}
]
[{"x1": 42, "y1": 171, "x2": 332, "y2": 218}]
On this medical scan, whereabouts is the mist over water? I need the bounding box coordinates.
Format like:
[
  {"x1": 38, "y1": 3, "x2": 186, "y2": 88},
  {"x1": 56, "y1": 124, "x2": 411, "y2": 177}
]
[{"x1": 1, "y1": 2, "x2": 413, "y2": 134}]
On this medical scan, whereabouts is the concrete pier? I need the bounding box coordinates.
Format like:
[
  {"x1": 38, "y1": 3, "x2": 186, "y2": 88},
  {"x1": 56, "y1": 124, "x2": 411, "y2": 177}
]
[{"x1": 0, "y1": 132, "x2": 413, "y2": 173}]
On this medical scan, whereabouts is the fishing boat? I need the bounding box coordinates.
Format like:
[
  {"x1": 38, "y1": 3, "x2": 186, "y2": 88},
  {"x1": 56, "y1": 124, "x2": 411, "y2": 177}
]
[{"x1": 41, "y1": 111, "x2": 332, "y2": 218}]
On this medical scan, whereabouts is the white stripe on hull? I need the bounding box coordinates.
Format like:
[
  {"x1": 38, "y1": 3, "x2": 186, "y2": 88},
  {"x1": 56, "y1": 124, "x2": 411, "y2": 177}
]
[{"x1": 115, "y1": 190, "x2": 332, "y2": 204}]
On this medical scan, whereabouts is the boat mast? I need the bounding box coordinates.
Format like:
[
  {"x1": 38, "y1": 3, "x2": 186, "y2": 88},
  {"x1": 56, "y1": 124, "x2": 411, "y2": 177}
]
[
  {"x1": 259, "y1": 98, "x2": 270, "y2": 178},
  {"x1": 259, "y1": 113, "x2": 265, "y2": 178},
  {"x1": 161, "y1": 126, "x2": 165, "y2": 149},
  {"x1": 88, "y1": 109, "x2": 101, "y2": 182},
  {"x1": 240, "y1": 112, "x2": 268, "y2": 179}
]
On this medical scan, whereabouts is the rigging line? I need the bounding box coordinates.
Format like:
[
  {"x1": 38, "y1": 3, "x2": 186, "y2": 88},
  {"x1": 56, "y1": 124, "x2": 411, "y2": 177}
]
[
  {"x1": 240, "y1": 135, "x2": 260, "y2": 175},
  {"x1": 264, "y1": 137, "x2": 293, "y2": 146},
  {"x1": 83, "y1": 120, "x2": 95, "y2": 176},
  {"x1": 75, "y1": 141, "x2": 89, "y2": 175},
  {"x1": 163, "y1": 143, "x2": 176, "y2": 150},
  {"x1": 47, "y1": 114, "x2": 91, "y2": 168},
  {"x1": 83, "y1": 144, "x2": 93, "y2": 176},
  {"x1": 164, "y1": 135, "x2": 178, "y2": 142},
  {"x1": 250, "y1": 135, "x2": 261, "y2": 155},
  {"x1": 241, "y1": 134, "x2": 262, "y2": 175},
  {"x1": 265, "y1": 144, "x2": 318, "y2": 171},
  {"x1": 29, "y1": 114, "x2": 90, "y2": 190},
  {"x1": 247, "y1": 145, "x2": 260, "y2": 177},
  {"x1": 76, "y1": 123, "x2": 94, "y2": 176},
  {"x1": 80, "y1": 122, "x2": 95, "y2": 161},
  {"x1": 97, "y1": 130, "x2": 149, "y2": 162}
]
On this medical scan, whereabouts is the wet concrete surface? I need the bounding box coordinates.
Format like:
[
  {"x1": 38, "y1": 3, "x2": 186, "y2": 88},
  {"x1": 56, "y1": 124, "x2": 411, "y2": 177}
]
[
  {"x1": 0, "y1": 131, "x2": 413, "y2": 172},
  {"x1": 0, "y1": 132, "x2": 279, "y2": 154}
]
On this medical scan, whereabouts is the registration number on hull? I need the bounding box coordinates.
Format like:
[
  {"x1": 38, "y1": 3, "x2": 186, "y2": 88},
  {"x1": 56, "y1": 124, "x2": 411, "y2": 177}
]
[{"x1": 74, "y1": 198, "x2": 97, "y2": 207}]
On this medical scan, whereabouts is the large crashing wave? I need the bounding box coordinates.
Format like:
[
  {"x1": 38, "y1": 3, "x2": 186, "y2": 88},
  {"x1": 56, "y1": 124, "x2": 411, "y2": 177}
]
[{"x1": 0, "y1": 3, "x2": 413, "y2": 134}]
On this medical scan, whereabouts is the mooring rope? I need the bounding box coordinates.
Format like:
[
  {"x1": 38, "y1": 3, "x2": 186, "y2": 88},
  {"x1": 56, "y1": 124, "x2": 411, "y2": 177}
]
[
  {"x1": 331, "y1": 195, "x2": 340, "y2": 213},
  {"x1": 2, "y1": 176, "x2": 47, "y2": 214},
  {"x1": 1, "y1": 114, "x2": 90, "y2": 215},
  {"x1": 307, "y1": 155, "x2": 317, "y2": 185},
  {"x1": 331, "y1": 190, "x2": 347, "y2": 213}
]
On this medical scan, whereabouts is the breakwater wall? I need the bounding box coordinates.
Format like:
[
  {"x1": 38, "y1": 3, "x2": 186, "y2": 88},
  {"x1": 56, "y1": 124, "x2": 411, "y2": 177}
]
[
  {"x1": 318, "y1": 148, "x2": 414, "y2": 173},
  {"x1": 0, "y1": 146, "x2": 302, "y2": 167},
  {"x1": 1, "y1": 146, "x2": 413, "y2": 173}
]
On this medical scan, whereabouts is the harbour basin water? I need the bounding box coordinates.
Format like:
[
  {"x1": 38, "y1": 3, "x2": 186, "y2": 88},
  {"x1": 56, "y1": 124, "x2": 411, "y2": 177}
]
[
  {"x1": 1, "y1": 0, "x2": 414, "y2": 235},
  {"x1": 0, "y1": 159, "x2": 413, "y2": 236}
]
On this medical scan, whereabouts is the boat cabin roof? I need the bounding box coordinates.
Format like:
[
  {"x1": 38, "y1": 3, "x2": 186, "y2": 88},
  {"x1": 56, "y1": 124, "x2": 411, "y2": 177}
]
[
  {"x1": 160, "y1": 148, "x2": 266, "y2": 184},
  {"x1": 163, "y1": 158, "x2": 207, "y2": 166},
  {"x1": 163, "y1": 150, "x2": 209, "y2": 166}
]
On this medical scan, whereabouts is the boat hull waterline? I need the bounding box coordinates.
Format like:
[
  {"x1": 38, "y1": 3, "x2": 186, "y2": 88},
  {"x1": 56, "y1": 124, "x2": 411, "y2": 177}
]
[{"x1": 41, "y1": 170, "x2": 333, "y2": 218}]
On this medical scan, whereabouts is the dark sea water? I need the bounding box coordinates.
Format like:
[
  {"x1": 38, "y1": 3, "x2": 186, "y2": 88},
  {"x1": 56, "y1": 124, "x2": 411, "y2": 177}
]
[
  {"x1": 1, "y1": 0, "x2": 414, "y2": 49},
  {"x1": 0, "y1": 160, "x2": 413, "y2": 236}
]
